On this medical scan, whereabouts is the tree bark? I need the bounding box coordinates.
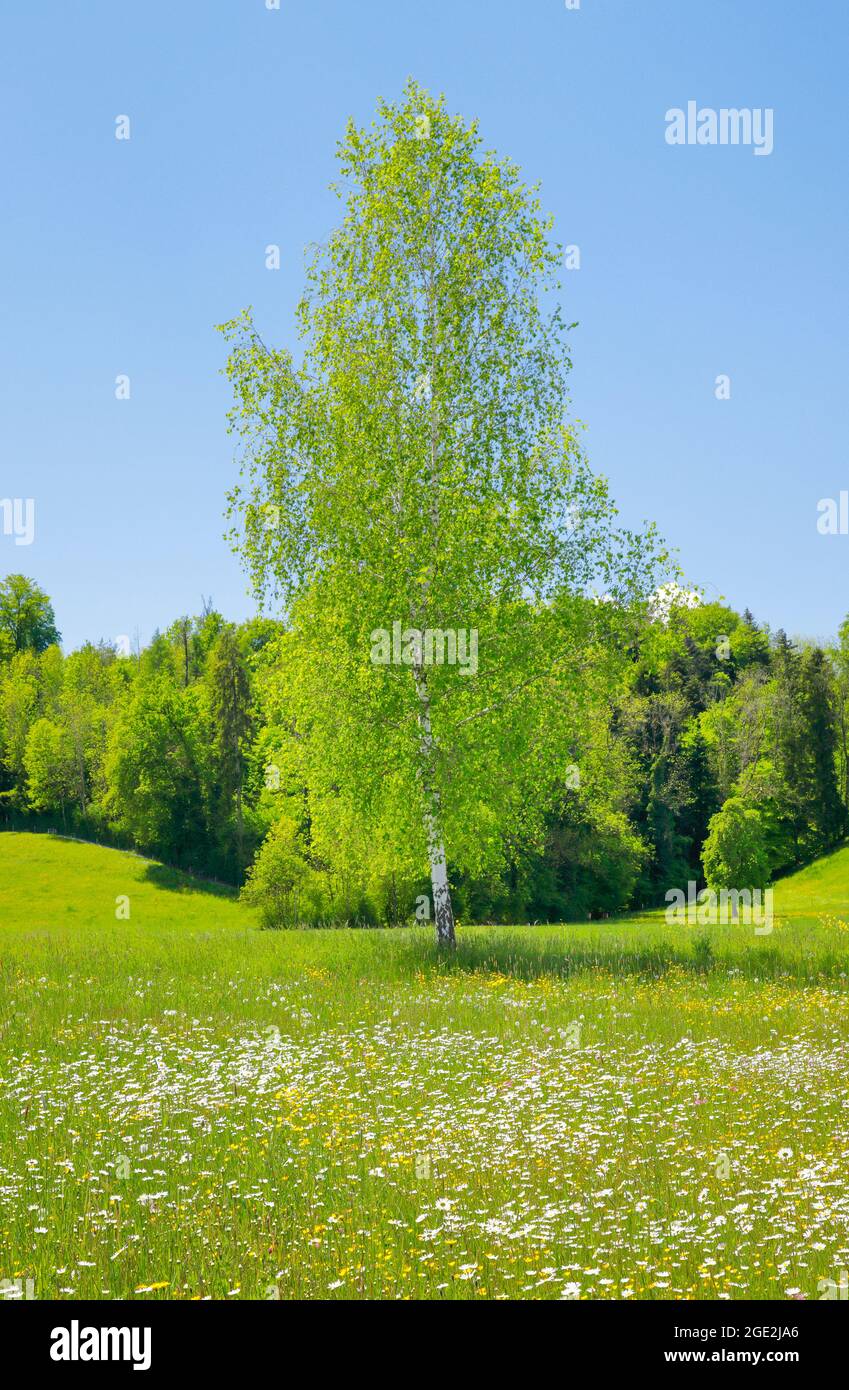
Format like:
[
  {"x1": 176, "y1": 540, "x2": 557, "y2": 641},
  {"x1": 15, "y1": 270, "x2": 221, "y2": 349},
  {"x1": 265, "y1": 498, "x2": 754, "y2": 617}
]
[
  {"x1": 413, "y1": 662, "x2": 456, "y2": 948},
  {"x1": 410, "y1": 190, "x2": 455, "y2": 947},
  {"x1": 428, "y1": 825, "x2": 456, "y2": 948}
]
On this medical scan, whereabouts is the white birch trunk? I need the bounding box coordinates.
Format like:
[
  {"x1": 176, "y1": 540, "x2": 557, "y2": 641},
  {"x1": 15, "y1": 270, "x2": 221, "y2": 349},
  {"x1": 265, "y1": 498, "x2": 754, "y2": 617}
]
[
  {"x1": 408, "y1": 215, "x2": 455, "y2": 947},
  {"x1": 427, "y1": 824, "x2": 455, "y2": 948},
  {"x1": 413, "y1": 662, "x2": 456, "y2": 948}
]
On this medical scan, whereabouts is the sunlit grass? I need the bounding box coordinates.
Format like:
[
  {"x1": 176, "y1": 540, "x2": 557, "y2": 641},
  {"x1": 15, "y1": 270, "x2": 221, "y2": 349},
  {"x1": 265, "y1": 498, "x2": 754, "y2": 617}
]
[{"x1": 1, "y1": 832, "x2": 848, "y2": 1301}]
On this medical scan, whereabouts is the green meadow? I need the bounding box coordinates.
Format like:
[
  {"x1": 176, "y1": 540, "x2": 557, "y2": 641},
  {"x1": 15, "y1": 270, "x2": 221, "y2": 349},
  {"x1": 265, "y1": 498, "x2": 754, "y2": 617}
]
[{"x1": 1, "y1": 831, "x2": 848, "y2": 1301}]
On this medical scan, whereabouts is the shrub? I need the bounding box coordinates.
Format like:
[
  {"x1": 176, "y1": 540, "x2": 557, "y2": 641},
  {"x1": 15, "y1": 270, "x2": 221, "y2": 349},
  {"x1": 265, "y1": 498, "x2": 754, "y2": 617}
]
[
  {"x1": 240, "y1": 815, "x2": 319, "y2": 929},
  {"x1": 702, "y1": 796, "x2": 771, "y2": 898}
]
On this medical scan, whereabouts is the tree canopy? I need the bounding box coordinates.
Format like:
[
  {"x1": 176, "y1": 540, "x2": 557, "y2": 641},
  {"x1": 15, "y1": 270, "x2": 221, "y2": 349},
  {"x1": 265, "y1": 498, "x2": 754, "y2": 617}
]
[
  {"x1": 0, "y1": 574, "x2": 61, "y2": 656},
  {"x1": 220, "y1": 81, "x2": 669, "y2": 944}
]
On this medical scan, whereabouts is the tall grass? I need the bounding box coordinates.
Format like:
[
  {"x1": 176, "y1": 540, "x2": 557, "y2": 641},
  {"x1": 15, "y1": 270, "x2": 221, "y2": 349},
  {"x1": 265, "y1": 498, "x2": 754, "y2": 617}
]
[{"x1": 1, "y1": 833, "x2": 848, "y2": 1301}]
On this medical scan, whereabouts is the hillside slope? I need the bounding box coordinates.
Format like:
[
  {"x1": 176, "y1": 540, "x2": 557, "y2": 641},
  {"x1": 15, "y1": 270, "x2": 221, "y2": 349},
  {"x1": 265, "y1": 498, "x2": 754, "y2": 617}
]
[
  {"x1": 0, "y1": 831, "x2": 254, "y2": 932},
  {"x1": 2, "y1": 830, "x2": 847, "y2": 934},
  {"x1": 774, "y1": 841, "x2": 849, "y2": 917}
]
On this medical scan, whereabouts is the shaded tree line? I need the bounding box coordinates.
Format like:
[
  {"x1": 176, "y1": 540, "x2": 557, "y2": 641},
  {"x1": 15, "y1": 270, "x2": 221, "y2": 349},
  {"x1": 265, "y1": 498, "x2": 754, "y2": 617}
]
[{"x1": 1, "y1": 572, "x2": 847, "y2": 920}]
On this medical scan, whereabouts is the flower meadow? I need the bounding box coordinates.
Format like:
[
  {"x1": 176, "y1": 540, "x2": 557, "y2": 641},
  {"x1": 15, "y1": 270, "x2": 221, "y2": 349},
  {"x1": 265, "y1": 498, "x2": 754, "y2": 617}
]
[{"x1": 1, "y1": 835, "x2": 848, "y2": 1302}]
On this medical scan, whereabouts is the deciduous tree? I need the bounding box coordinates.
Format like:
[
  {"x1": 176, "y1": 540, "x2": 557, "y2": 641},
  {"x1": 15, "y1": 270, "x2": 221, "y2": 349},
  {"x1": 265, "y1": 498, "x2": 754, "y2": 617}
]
[{"x1": 221, "y1": 83, "x2": 668, "y2": 944}]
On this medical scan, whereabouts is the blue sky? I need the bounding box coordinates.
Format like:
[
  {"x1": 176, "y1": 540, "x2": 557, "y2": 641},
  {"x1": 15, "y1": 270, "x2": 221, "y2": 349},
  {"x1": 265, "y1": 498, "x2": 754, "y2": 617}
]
[{"x1": 2, "y1": 0, "x2": 847, "y2": 650}]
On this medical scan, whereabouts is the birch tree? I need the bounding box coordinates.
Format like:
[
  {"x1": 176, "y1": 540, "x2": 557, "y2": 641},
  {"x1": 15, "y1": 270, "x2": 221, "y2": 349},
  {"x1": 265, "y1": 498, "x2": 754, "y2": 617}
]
[{"x1": 221, "y1": 82, "x2": 669, "y2": 946}]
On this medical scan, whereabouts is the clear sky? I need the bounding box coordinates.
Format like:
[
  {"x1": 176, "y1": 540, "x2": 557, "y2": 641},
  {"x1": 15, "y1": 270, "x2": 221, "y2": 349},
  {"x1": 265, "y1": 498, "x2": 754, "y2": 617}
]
[{"x1": 2, "y1": 0, "x2": 847, "y2": 651}]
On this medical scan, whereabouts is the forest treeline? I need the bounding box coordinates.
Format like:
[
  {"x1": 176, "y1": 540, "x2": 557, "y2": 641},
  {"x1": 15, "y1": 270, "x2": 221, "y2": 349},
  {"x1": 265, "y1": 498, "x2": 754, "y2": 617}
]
[{"x1": 1, "y1": 572, "x2": 847, "y2": 924}]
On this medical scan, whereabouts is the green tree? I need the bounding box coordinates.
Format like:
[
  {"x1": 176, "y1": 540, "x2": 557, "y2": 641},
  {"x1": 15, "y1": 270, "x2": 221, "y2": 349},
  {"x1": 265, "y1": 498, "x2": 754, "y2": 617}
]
[
  {"x1": 60, "y1": 644, "x2": 131, "y2": 825},
  {"x1": 0, "y1": 650, "x2": 41, "y2": 797},
  {"x1": 702, "y1": 796, "x2": 771, "y2": 901},
  {"x1": 206, "y1": 625, "x2": 253, "y2": 871},
  {"x1": 24, "y1": 717, "x2": 78, "y2": 827},
  {"x1": 221, "y1": 82, "x2": 668, "y2": 944},
  {"x1": 768, "y1": 632, "x2": 809, "y2": 858},
  {"x1": 0, "y1": 575, "x2": 60, "y2": 654},
  {"x1": 833, "y1": 614, "x2": 849, "y2": 820},
  {"x1": 798, "y1": 645, "x2": 844, "y2": 849},
  {"x1": 240, "y1": 814, "x2": 318, "y2": 929},
  {"x1": 105, "y1": 677, "x2": 212, "y2": 867}
]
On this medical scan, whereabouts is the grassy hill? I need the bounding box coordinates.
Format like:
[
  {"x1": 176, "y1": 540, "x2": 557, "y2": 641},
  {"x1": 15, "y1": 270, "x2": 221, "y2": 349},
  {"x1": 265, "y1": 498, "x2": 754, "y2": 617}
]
[
  {"x1": 1, "y1": 828, "x2": 847, "y2": 935},
  {"x1": 1, "y1": 830, "x2": 848, "y2": 1302},
  {"x1": 774, "y1": 842, "x2": 849, "y2": 917},
  {"x1": 0, "y1": 831, "x2": 253, "y2": 933}
]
